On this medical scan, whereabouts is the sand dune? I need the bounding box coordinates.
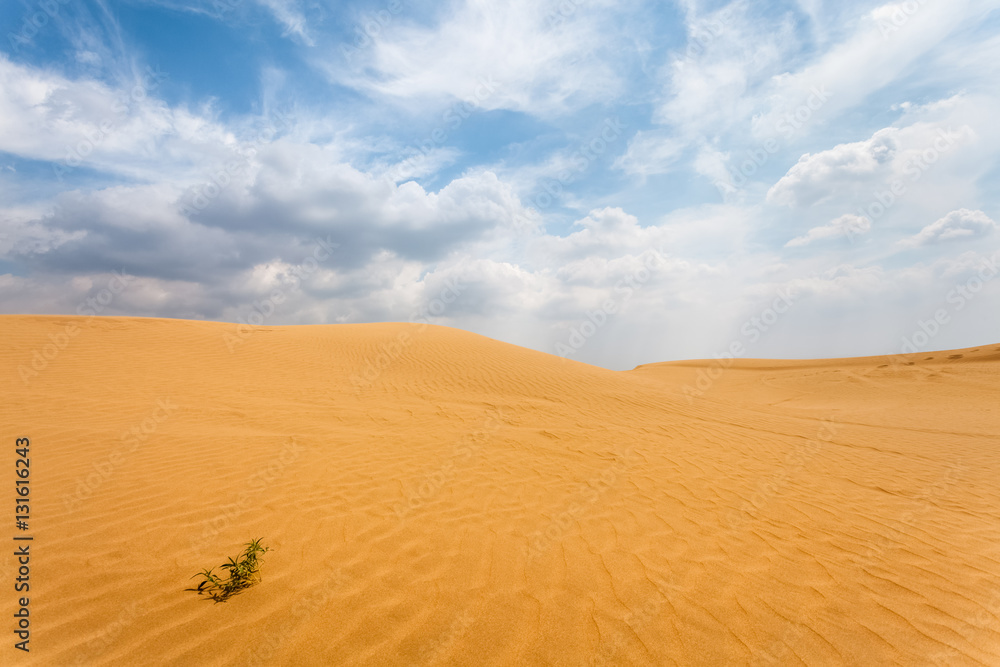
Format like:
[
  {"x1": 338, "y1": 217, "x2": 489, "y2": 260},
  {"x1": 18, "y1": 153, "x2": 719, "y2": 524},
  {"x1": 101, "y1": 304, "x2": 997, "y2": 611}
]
[{"x1": 2, "y1": 315, "x2": 998, "y2": 665}]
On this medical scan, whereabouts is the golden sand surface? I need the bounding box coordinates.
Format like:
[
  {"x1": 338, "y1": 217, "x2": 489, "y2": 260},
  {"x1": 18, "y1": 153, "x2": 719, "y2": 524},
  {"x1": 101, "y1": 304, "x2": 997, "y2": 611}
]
[{"x1": 2, "y1": 315, "x2": 998, "y2": 665}]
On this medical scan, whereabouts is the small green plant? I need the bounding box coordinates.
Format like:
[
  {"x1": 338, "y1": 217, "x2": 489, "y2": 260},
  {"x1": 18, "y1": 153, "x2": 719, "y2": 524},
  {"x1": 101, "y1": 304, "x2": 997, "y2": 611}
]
[{"x1": 192, "y1": 538, "x2": 271, "y2": 602}]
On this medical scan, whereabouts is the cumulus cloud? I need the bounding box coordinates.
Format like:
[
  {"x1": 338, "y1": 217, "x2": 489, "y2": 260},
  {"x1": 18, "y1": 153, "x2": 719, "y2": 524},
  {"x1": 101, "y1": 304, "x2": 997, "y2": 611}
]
[
  {"x1": 2, "y1": 0, "x2": 1000, "y2": 371},
  {"x1": 7, "y1": 160, "x2": 532, "y2": 280},
  {"x1": 767, "y1": 122, "x2": 973, "y2": 208},
  {"x1": 767, "y1": 128, "x2": 899, "y2": 207},
  {"x1": 900, "y1": 208, "x2": 997, "y2": 247},
  {"x1": 534, "y1": 207, "x2": 667, "y2": 263}
]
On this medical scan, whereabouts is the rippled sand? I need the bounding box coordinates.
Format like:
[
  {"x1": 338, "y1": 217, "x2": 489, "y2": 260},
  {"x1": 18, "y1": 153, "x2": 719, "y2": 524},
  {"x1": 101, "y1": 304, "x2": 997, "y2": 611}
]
[{"x1": 2, "y1": 315, "x2": 998, "y2": 665}]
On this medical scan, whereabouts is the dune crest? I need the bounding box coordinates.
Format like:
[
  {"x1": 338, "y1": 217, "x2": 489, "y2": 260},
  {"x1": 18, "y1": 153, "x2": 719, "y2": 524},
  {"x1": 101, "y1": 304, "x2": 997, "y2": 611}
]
[{"x1": 2, "y1": 315, "x2": 998, "y2": 665}]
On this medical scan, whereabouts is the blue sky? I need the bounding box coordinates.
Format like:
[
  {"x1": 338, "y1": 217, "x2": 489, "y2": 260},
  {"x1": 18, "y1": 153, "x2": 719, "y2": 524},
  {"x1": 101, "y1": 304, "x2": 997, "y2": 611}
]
[{"x1": 1, "y1": 0, "x2": 999, "y2": 369}]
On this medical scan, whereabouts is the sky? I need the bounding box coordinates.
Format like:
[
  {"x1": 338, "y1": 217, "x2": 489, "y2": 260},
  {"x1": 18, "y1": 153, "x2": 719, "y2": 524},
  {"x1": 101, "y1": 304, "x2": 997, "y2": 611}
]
[{"x1": 1, "y1": 0, "x2": 999, "y2": 370}]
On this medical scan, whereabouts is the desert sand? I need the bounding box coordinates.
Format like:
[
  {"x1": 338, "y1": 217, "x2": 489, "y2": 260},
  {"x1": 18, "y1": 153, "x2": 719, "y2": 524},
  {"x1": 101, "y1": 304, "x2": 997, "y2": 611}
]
[{"x1": 2, "y1": 314, "x2": 998, "y2": 666}]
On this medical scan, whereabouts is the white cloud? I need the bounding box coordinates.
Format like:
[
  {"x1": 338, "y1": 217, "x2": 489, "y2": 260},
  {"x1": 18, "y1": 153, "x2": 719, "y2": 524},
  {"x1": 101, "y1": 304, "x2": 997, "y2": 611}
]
[
  {"x1": 330, "y1": 0, "x2": 626, "y2": 117},
  {"x1": 254, "y1": 0, "x2": 314, "y2": 45},
  {"x1": 547, "y1": 207, "x2": 661, "y2": 258},
  {"x1": 370, "y1": 147, "x2": 463, "y2": 184},
  {"x1": 900, "y1": 208, "x2": 997, "y2": 247},
  {"x1": 654, "y1": 1, "x2": 796, "y2": 141},
  {"x1": 0, "y1": 56, "x2": 241, "y2": 182},
  {"x1": 691, "y1": 145, "x2": 732, "y2": 188},
  {"x1": 0, "y1": 208, "x2": 86, "y2": 257},
  {"x1": 5, "y1": 145, "x2": 536, "y2": 277},
  {"x1": 767, "y1": 122, "x2": 974, "y2": 208},
  {"x1": 751, "y1": 0, "x2": 993, "y2": 139},
  {"x1": 643, "y1": 0, "x2": 996, "y2": 199},
  {"x1": 767, "y1": 127, "x2": 900, "y2": 207},
  {"x1": 613, "y1": 130, "x2": 686, "y2": 177},
  {"x1": 785, "y1": 213, "x2": 871, "y2": 247},
  {"x1": 3, "y1": 0, "x2": 1000, "y2": 372}
]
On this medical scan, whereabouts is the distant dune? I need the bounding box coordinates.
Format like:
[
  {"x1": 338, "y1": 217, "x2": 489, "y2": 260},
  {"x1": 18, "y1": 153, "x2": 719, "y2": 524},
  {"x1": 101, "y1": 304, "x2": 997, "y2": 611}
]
[{"x1": 2, "y1": 315, "x2": 998, "y2": 665}]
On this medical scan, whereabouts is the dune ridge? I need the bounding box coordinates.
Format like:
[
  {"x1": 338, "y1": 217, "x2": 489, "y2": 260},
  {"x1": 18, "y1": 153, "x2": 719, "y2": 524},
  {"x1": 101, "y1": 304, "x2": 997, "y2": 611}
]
[{"x1": 2, "y1": 315, "x2": 999, "y2": 665}]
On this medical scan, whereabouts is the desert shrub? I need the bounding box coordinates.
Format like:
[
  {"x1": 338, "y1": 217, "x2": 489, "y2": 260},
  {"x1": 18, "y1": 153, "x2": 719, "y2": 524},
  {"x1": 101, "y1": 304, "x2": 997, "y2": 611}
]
[{"x1": 192, "y1": 537, "x2": 271, "y2": 602}]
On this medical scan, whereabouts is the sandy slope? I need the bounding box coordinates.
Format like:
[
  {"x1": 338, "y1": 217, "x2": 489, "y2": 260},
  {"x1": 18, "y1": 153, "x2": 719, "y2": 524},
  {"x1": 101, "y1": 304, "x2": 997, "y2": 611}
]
[{"x1": 1, "y1": 315, "x2": 998, "y2": 666}]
